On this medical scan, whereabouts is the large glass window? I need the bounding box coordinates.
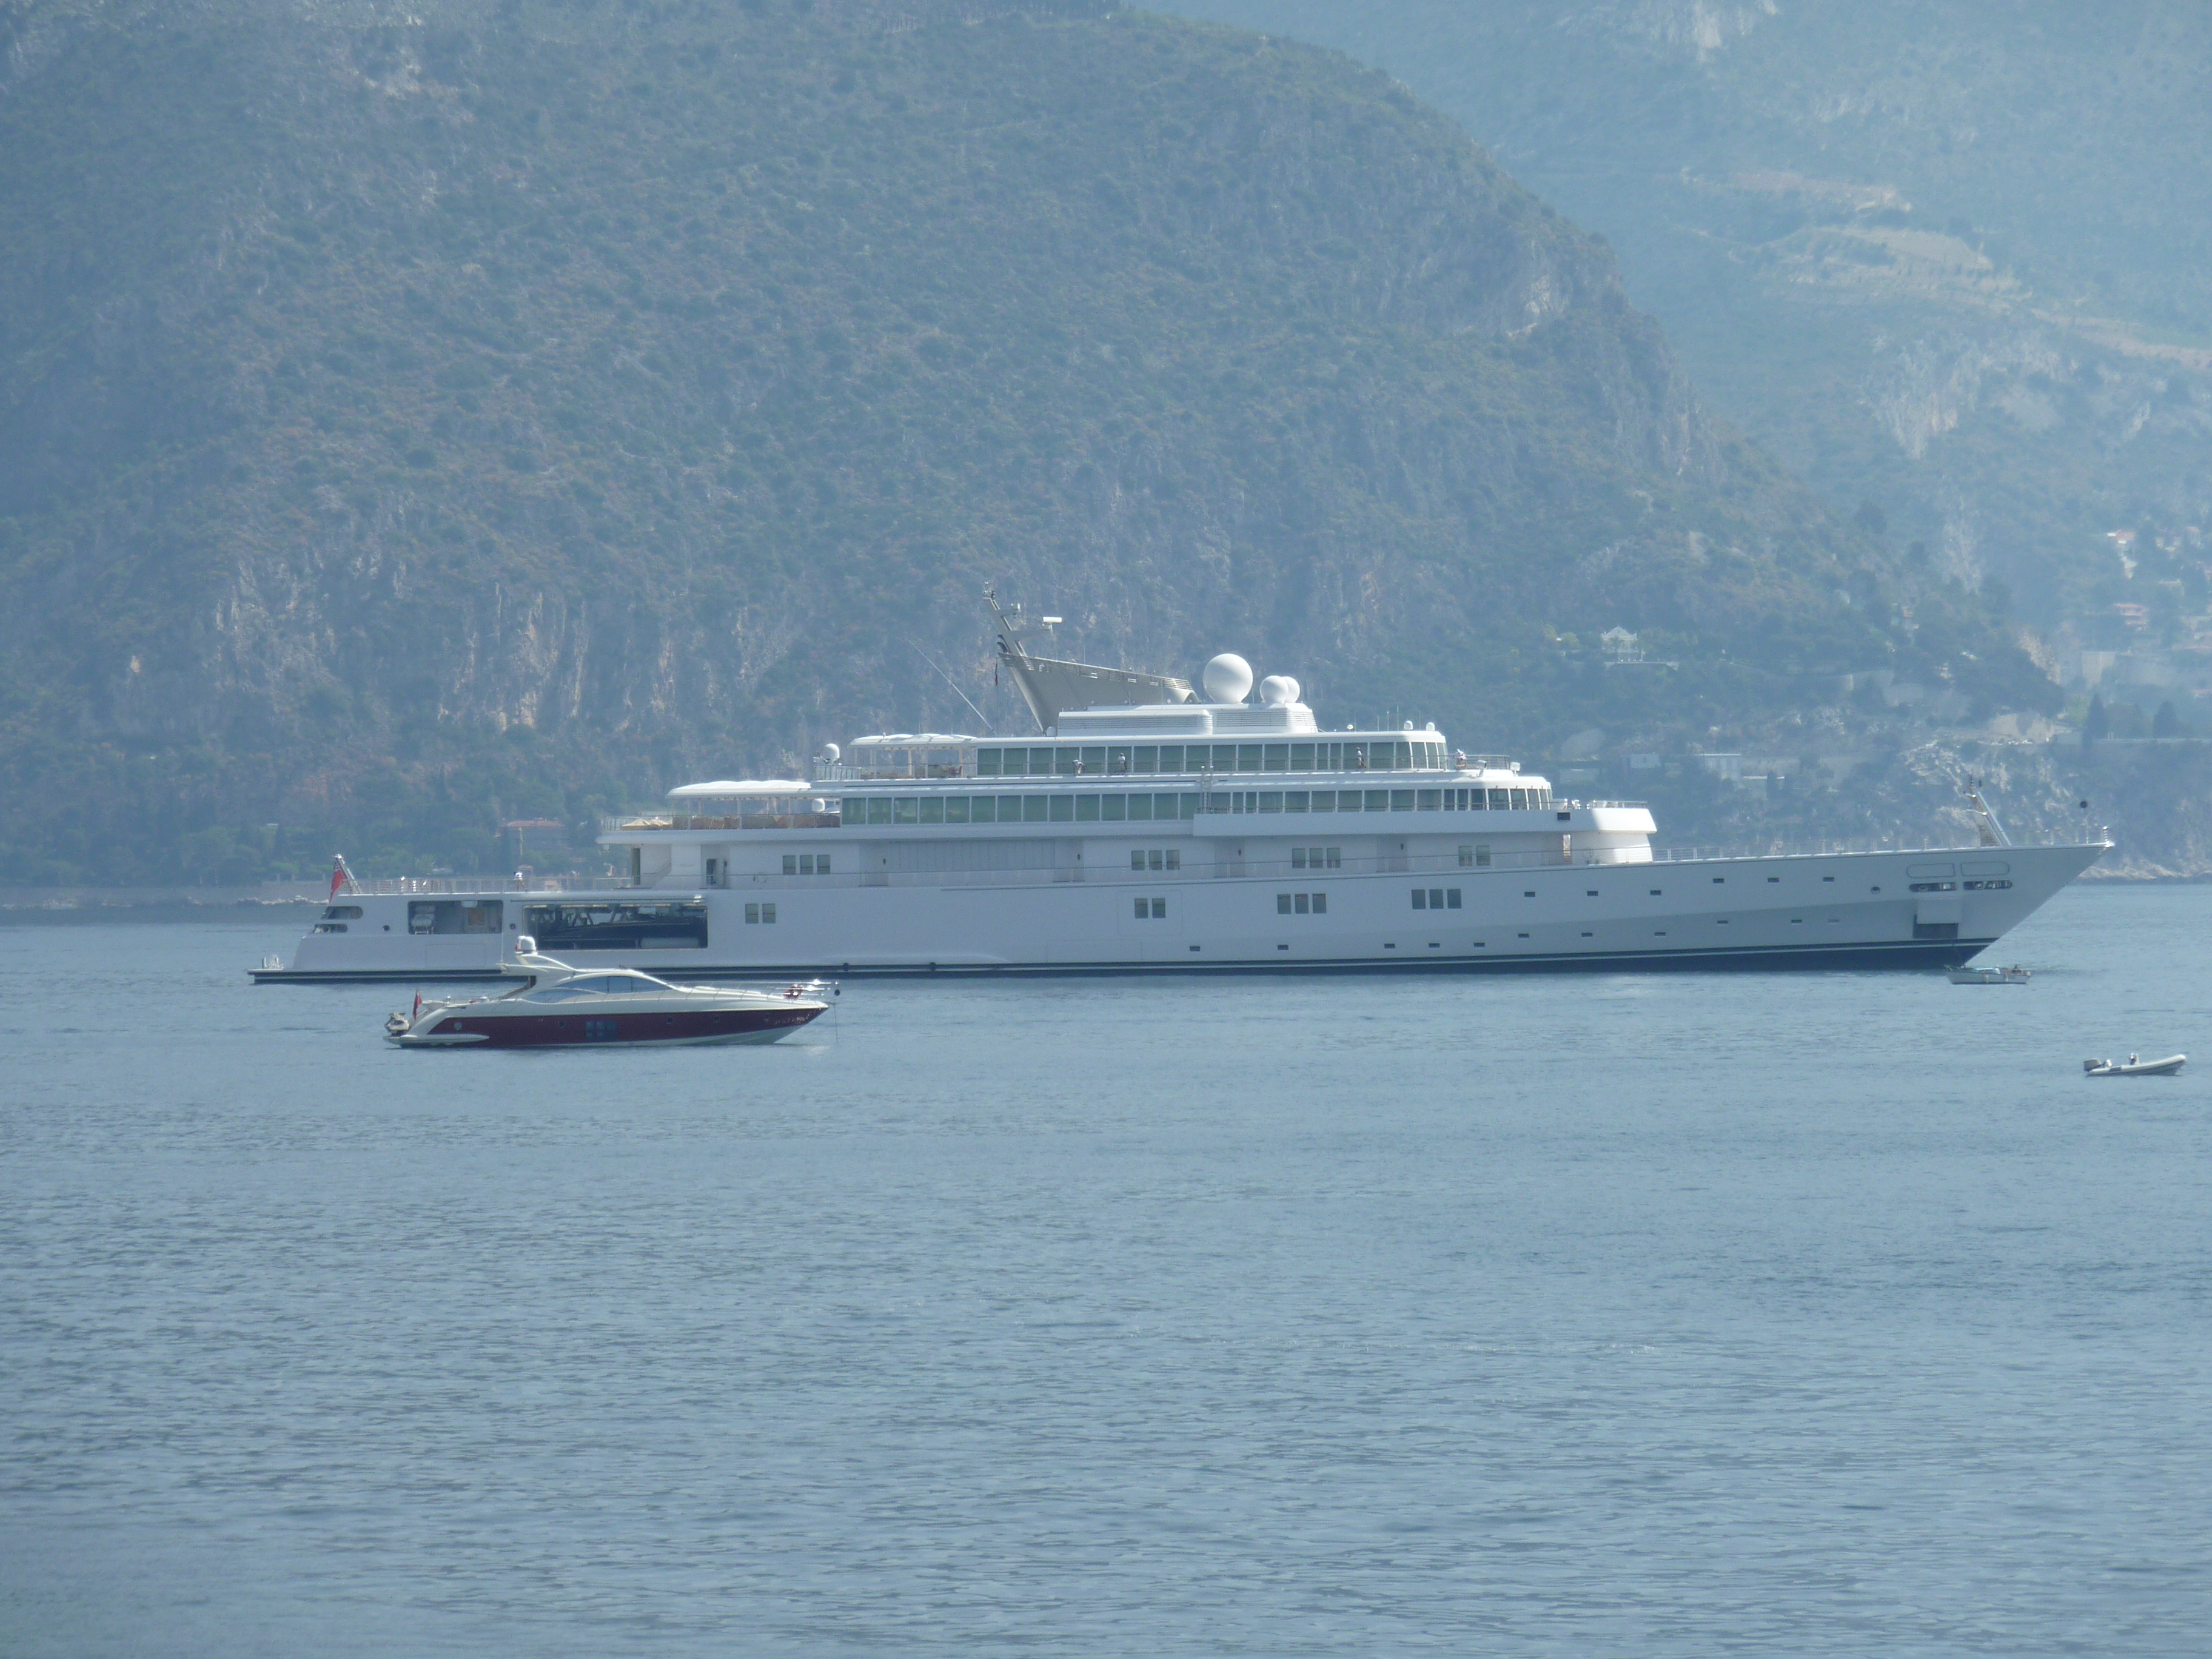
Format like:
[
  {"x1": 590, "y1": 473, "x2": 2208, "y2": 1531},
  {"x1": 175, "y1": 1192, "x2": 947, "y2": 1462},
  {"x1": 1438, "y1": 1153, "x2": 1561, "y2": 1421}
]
[
  {"x1": 978, "y1": 749, "x2": 1002, "y2": 777},
  {"x1": 408, "y1": 899, "x2": 505, "y2": 934},
  {"x1": 1107, "y1": 746, "x2": 1131, "y2": 776},
  {"x1": 1510, "y1": 789, "x2": 1528, "y2": 809},
  {"x1": 1285, "y1": 791, "x2": 1309, "y2": 812},
  {"x1": 1258, "y1": 792, "x2": 1282, "y2": 812},
  {"x1": 945, "y1": 797, "x2": 970, "y2": 824},
  {"x1": 1128, "y1": 794, "x2": 1151, "y2": 821},
  {"x1": 970, "y1": 796, "x2": 995, "y2": 824},
  {"x1": 1366, "y1": 790, "x2": 1389, "y2": 812},
  {"x1": 1055, "y1": 748, "x2": 1079, "y2": 777},
  {"x1": 1417, "y1": 789, "x2": 1440, "y2": 811},
  {"x1": 1022, "y1": 796, "x2": 1047, "y2": 823},
  {"x1": 1029, "y1": 748, "x2": 1053, "y2": 776},
  {"x1": 1101, "y1": 795, "x2": 1125, "y2": 820},
  {"x1": 1076, "y1": 796, "x2": 1101, "y2": 822},
  {"x1": 894, "y1": 797, "x2": 919, "y2": 824},
  {"x1": 1081, "y1": 746, "x2": 1106, "y2": 776},
  {"x1": 1050, "y1": 796, "x2": 1074, "y2": 822},
  {"x1": 1488, "y1": 789, "x2": 1510, "y2": 809},
  {"x1": 1264, "y1": 744, "x2": 1288, "y2": 772},
  {"x1": 1238, "y1": 744, "x2": 1263, "y2": 772},
  {"x1": 1133, "y1": 746, "x2": 1157, "y2": 774},
  {"x1": 1290, "y1": 743, "x2": 1313, "y2": 771},
  {"x1": 1158, "y1": 745, "x2": 1183, "y2": 773},
  {"x1": 920, "y1": 797, "x2": 945, "y2": 824},
  {"x1": 1391, "y1": 790, "x2": 1415, "y2": 811}
]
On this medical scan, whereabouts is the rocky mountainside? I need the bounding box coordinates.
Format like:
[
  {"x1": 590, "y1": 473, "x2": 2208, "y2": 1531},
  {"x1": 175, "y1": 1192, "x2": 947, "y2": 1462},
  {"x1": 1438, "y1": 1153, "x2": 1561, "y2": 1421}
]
[
  {"x1": 1162, "y1": 0, "x2": 2212, "y2": 650},
  {"x1": 0, "y1": 0, "x2": 2026, "y2": 882}
]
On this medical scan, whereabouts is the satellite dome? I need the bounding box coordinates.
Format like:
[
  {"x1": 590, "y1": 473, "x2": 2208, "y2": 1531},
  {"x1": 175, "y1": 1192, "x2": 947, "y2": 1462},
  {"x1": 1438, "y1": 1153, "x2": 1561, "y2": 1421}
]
[
  {"x1": 819, "y1": 742, "x2": 841, "y2": 763},
  {"x1": 1259, "y1": 674, "x2": 1301, "y2": 707},
  {"x1": 1202, "y1": 653, "x2": 1254, "y2": 704}
]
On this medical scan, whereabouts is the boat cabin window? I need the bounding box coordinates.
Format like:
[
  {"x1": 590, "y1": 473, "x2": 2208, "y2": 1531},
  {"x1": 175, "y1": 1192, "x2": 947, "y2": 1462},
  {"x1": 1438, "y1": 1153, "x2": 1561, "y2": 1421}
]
[
  {"x1": 321, "y1": 905, "x2": 364, "y2": 920},
  {"x1": 1130, "y1": 848, "x2": 1181, "y2": 871},
  {"x1": 1411, "y1": 888, "x2": 1464, "y2": 910},
  {"x1": 1290, "y1": 847, "x2": 1341, "y2": 869},
  {"x1": 783, "y1": 853, "x2": 833, "y2": 875},
  {"x1": 409, "y1": 899, "x2": 505, "y2": 935}
]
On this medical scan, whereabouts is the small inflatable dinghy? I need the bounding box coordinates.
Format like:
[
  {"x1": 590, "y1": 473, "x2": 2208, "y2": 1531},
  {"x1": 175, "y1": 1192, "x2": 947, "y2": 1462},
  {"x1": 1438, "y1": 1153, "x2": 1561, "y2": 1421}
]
[
  {"x1": 2083, "y1": 1054, "x2": 2187, "y2": 1078},
  {"x1": 1948, "y1": 964, "x2": 2031, "y2": 984}
]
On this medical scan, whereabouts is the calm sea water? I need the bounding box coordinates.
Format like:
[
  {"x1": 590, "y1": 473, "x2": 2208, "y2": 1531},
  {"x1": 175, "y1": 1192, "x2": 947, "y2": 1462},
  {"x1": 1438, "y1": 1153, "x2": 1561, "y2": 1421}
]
[{"x1": 4, "y1": 883, "x2": 2210, "y2": 1655}]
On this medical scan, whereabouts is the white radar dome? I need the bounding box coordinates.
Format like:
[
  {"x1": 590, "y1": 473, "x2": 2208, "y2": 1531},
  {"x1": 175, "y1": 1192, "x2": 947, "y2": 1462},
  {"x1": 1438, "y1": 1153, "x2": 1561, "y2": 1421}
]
[
  {"x1": 819, "y1": 742, "x2": 841, "y2": 763},
  {"x1": 1258, "y1": 674, "x2": 1301, "y2": 707},
  {"x1": 1202, "y1": 653, "x2": 1254, "y2": 704}
]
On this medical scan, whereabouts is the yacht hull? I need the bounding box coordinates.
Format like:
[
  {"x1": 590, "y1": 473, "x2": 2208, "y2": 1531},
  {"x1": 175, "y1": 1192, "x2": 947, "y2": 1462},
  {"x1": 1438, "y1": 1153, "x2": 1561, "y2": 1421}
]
[
  {"x1": 390, "y1": 1004, "x2": 823, "y2": 1047},
  {"x1": 262, "y1": 842, "x2": 2103, "y2": 983}
]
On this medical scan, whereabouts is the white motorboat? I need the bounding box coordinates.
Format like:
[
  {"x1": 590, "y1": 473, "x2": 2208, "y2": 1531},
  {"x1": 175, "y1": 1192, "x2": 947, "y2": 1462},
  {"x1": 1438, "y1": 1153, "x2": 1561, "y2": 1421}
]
[
  {"x1": 385, "y1": 937, "x2": 830, "y2": 1048},
  {"x1": 1948, "y1": 964, "x2": 2031, "y2": 984},
  {"x1": 2082, "y1": 1054, "x2": 2186, "y2": 1078}
]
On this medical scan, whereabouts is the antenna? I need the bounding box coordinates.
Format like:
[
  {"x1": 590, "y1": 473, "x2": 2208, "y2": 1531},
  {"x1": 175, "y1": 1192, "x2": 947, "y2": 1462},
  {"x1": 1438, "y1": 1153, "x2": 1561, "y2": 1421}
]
[{"x1": 905, "y1": 637, "x2": 991, "y2": 731}]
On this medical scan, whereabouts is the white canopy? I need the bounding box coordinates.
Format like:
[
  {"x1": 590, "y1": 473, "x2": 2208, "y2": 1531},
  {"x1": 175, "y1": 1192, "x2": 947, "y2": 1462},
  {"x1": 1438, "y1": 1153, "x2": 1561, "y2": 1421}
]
[{"x1": 666, "y1": 779, "x2": 814, "y2": 800}]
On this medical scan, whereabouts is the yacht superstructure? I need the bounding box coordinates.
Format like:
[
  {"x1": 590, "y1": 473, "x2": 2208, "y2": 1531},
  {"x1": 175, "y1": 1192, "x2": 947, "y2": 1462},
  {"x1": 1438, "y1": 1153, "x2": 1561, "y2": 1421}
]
[{"x1": 253, "y1": 609, "x2": 2107, "y2": 983}]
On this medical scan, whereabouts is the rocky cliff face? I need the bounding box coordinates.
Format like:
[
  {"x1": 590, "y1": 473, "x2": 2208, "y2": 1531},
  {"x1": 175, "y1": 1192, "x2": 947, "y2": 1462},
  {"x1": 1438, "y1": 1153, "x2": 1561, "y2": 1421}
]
[{"x1": 0, "y1": 0, "x2": 1982, "y2": 880}]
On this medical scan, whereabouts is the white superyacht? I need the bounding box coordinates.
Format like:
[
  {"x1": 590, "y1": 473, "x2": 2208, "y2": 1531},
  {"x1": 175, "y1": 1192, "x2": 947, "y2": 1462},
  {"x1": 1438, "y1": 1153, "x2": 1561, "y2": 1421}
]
[{"x1": 255, "y1": 600, "x2": 2107, "y2": 984}]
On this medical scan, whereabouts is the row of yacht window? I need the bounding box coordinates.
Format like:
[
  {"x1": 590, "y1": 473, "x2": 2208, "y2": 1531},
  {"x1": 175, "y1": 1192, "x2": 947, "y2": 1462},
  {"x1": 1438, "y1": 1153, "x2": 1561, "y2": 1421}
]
[
  {"x1": 975, "y1": 739, "x2": 1452, "y2": 777},
  {"x1": 840, "y1": 785, "x2": 1549, "y2": 826}
]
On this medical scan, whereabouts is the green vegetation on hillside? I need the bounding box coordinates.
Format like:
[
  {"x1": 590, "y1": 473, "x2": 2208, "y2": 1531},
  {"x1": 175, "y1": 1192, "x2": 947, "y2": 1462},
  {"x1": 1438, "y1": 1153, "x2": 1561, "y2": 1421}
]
[
  {"x1": 0, "y1": 0, "x2": 2032, "y2": 882},
  {"x1": 1165, "y1": 0, "x2": 2212, "y2": 649}
]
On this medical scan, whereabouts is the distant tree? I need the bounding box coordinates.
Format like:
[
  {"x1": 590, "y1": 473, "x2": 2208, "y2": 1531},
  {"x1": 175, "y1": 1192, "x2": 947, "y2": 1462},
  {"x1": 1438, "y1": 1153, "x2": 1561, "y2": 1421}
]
[
  {"x1": 1981, "y1": 575, "x2": 2013, "y2": 615},
  {"x1": 1854, "y1": 500, "x2": 1888, "y2": 537},
  {"x1": 2083, "y1": 693, "x2": 2110, "y2": 750},
  {"x1": 2154, "y1": 699, "x2": 2182, "y2": 739}
]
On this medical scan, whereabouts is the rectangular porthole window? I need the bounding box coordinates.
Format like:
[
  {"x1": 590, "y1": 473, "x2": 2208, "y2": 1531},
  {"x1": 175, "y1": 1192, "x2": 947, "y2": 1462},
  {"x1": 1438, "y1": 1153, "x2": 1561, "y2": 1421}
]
[
  {"x1": 1412, "y1": 890, "x2": 1427, "y2": 910},
  {"x1": 1295, "y1": 893, "x2": 1310, "y2": 914},
  {"x1": 1447, "y1": 890, "x2": 1461, "y2": 908},
  {"x1": 1150, "y1": 898, "x2": 1165, "y2": 920},
  {"x1": 1312, "y1": 893, "x2": 1326, "y2": 914},
  {"x1": 1132, "y1": 851, "x2": 1147, "y2": 871},
  {"x1": 1293, "y1": 848, "x2": 1308, "y2": 870},
  {"x1": 1279, "y1": 893, "x2": 1293, "y2": 914},
  {"x1": 1150, "y1": 850, "x2": 1165, "y2": 871},
  {"x1": 745, "y1": 903, "x2": 760, "y2": 923},
  {"x1": 1136, "y1": 897, "x2": 1150, "y2": 919},
  {"x1": 783, "y1": 855, "x2": 797, "y2": 875},
  {"x1": 1429, "y1": 888, "x2": 1444, "y2": 908},
  {"x1": 762, "y1": 903, "x2": 776, "y2": 923}
]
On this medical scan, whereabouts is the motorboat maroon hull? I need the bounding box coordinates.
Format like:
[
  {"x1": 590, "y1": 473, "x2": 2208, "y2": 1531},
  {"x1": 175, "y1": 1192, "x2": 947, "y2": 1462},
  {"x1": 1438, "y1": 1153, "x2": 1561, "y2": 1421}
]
[
  {"x1": 419, "y1": 1002, "x2": 823, "y2": 1047},
  {"x1": 386, "y1": 940, "x2": 831, "y2": 1048}
]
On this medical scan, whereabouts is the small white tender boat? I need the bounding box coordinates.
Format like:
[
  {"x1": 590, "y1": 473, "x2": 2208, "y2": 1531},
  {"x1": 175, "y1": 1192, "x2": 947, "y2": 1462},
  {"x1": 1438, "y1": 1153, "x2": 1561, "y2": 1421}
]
[
  {"x1": 2082, "y1": 1054, "x2": 2187, "y2": 1078},
  {"x1": 1948, "y1": 964, "x2": 2031, "y2": 984},
  {"x1": 386, "y1": 937, "x2": 831, "y2": 1048}
]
